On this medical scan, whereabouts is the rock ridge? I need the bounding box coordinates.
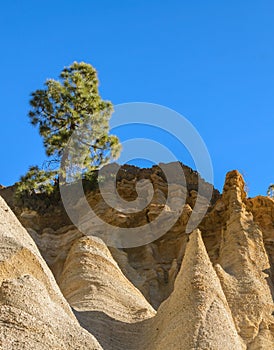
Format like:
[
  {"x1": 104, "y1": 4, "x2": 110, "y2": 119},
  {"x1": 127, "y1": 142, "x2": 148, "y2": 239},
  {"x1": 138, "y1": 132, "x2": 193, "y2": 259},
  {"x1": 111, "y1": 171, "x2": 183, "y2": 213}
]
[{"x1": 0, "y1": 167, "x2": 274, "y2": 349}]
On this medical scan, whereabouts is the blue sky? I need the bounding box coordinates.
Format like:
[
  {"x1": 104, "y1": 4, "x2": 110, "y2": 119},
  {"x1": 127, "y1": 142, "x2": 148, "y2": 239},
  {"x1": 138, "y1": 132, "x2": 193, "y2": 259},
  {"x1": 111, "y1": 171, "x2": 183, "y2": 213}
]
[{"x1": 1, "y1": 0, "x2": 274, "y2": 196}]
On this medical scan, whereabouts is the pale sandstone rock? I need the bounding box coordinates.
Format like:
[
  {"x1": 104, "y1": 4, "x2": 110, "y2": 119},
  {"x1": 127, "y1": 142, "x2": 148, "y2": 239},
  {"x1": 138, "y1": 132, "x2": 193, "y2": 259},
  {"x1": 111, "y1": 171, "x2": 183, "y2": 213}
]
[
  {"x1": 27, "y1": 225, "x2": 83, "y2": 281},
  {"x1": 58, "y1": 235, "x2": 155, "y2": 321},
  {"x1": 143, "y1": 229, "x2": 245, "y2": 350},
  {"x1": 246, "y1": 195, "x2": 274, "y2": 293},
  {"x1": 216, "y1": 171, "x2": 274, "y2": 348},
  {"x1": 58, "y1": 235, "x2": 155, "y2": 350},
  {"x1": 1, "y1": 165, "x2": 274, "y2": 350},
  {"x1": 0, "y1": 163, "x2": 213, "y2": 309},
  {"x1": 0, "y1": 196, "x2": 102, "y2": 350}
]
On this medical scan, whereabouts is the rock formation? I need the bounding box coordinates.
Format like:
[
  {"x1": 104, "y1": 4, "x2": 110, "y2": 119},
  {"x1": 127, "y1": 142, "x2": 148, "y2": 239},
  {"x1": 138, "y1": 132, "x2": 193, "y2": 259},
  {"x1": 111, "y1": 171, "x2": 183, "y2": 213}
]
[
  {"x1": 215, "y1": 171, "x2": 274, "y2": 349},
  {"x1": 143, "y1": 229, "x2": 245, "y2": 350},
  {"x1": 0, "y1": 196, "x2": 102, "y2": 350},
  {"x1": 0, "y1": 165, "x2": 274, "y2": 349},
  {"x1": 58, "y1": 235, "x2": 156, "y2": 350}
]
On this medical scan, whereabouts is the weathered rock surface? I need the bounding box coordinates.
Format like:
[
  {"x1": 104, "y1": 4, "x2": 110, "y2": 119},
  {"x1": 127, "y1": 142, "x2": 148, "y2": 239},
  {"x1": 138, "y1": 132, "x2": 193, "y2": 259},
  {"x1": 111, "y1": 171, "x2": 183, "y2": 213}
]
[
  {"x1": 1, "y1": 165, "x2": 274, "y2": 349},
  {"x1": 144, "y1": 229, "x2": 245, "y2": 350},
  {"x1": 0, "y1": 196, "x2": 102, "y2": 350},
  {"x1": 2, "y1": 163, "x2": 216, "y2": 309},
  {"x1": 58, "y1": 235, "x2": 155, "y2": 350},
  {"x1": 215, "y1": 171, "x2": 274, "y2": 348},
  {"x1": 58, "y1": 235, "x2": 155, "y2": 320}
]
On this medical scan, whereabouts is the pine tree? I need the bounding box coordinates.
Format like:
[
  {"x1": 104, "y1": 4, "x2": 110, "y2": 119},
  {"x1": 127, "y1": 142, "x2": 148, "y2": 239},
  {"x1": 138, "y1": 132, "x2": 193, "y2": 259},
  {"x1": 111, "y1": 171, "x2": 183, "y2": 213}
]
[
  {"x1": 15, "y1": 166, "x2": 56, "y2": 196},
  {"x1": 16, "y1": 62, "x2": 121, "y2": 198},
  {"x1": 29, "y1": 61, "x2": 120, "y2": 167}
]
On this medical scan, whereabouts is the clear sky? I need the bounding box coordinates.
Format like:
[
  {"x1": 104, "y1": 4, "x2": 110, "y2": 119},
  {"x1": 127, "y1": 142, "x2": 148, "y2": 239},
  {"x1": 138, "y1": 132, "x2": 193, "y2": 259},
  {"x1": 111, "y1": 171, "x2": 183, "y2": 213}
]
[{"x1": 1, "y1": 0, "x2": 274, "y2": 197}]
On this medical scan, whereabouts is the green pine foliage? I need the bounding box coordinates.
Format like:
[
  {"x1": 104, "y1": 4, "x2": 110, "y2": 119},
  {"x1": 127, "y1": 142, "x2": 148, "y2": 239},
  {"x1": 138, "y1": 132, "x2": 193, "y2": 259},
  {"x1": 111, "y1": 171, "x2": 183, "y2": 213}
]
[
  {"x1": 16, "y1": 62, "x2": 121, "y2": 200},
  {"x1": 15, "y1": 166, "x2": 57, "y2": 199},
  {"x1": 28, "y1": 62, "x2": 120, "y2": 162}
]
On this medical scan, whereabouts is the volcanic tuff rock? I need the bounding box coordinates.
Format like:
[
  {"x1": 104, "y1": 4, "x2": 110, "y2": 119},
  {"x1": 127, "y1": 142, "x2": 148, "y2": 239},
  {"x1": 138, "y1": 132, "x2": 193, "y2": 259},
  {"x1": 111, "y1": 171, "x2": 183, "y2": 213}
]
[
  {"x1": 143, "y1": 229, "x2": 245, "y2": 350},
  {"x1": 1, "y1": 163, "x2": 218, "y2": 309},
  {"x1": 0, "y1": 196, "x2": 102, "y2": 350},
  {"x1": 215, "y1": 171, "x2": 274, "y2": 348},
  {"x1": 0, "y1": 165, "x2": 274, "y2": 349}
]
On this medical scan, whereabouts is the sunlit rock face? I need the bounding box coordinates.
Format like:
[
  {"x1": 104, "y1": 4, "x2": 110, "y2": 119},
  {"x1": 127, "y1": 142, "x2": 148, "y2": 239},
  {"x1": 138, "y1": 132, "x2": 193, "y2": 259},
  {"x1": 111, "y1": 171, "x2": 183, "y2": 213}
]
[
  {"x1": 143, "y1": 229, "x2": 245, "y2": 350},
  {"x1": 0, "y1": 196, "x2": 102, "y2": 350},
  {"x1": 0, "y1": 165, "x2": 274, "y2": 349}
]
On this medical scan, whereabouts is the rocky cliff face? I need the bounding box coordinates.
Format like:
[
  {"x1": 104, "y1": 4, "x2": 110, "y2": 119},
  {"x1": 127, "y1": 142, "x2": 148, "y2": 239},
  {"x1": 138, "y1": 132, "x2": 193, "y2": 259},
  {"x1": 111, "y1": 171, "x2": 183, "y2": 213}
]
[
  {"x1": 0, "y1": 196, "x2": 102, "y2": 350},
  {"x1": 0, "y1": 165, "x2": 274, "y2": 349}
]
